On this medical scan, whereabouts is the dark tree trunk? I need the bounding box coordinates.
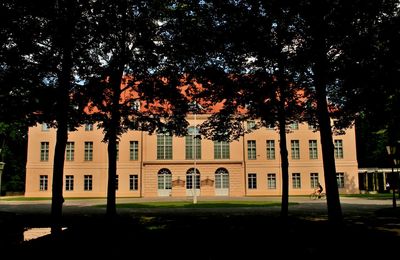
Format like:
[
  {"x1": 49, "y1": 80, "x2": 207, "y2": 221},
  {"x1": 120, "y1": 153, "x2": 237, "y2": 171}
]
[
  {"x1": 276, "y1": 56, "x2": 290, "y2": 219},
  {"x1": 105, "y1": 0, "x2": 127, "y2": 218},
  {"x1": 106, "y1": 64, "x2": 124, "y2": 218},
  {"x1": 314, "y1": 52, "x2": 343, "y2": 225},
  {"x1": 278, "y1": 101, "x2": 289, "y2": 219},
  {"x1": 106, "y1": 127, "x2": 118, "y2": 217},
  {"x1": 51, "y1": 122, "x2": 68, "y2": 236},
  {"x1": 51, "y1": 0, "x2": 73, "y2": 235},
  {"x1": 106, "y1": 110, "x2": 119, "y2": 217}
]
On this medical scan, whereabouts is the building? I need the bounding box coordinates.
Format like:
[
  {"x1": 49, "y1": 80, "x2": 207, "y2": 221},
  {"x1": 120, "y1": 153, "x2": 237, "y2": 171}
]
[{"x1": 25, "y1": 116, "x2": 359, "y2": 197}]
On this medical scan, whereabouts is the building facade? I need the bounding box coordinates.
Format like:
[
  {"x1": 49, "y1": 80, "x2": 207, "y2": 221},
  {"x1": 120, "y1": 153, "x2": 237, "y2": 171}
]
[{"x1": 25, "y1": 115, "x2": 359, "y2": 197}]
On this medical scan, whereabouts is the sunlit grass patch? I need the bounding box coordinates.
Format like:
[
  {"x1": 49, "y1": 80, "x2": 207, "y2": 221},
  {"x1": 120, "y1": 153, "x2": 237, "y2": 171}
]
[
  {"x1": 0, "y1": 197, "x2": 51, "y2": 201},
  {"x1": 112, "y1": 201, "x2": 286, "y2": 208},
  {"x1": 342, "y1": 193, "x2": 395, "y2": 200},
  {"x1": 0, "y1": 197, "x2": 105, "y2": 201}
]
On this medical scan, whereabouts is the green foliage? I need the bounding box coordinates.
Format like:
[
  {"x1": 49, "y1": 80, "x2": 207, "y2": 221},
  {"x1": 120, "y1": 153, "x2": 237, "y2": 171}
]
[
  {"x1": 0, "y1": 121, "x2": 28, "y2": 193},
  {"x1": 355, "y1": 115, "x2": 391, "y2": 167}
]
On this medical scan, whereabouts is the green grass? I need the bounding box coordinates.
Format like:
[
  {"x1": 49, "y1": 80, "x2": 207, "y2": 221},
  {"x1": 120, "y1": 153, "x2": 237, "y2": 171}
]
[
  {"x1": 342, "y1": 193, "x2": 397, "y2": 200},
  {"x1": 113, "y1": 201, "x2": 286, "y2": 208},
  {"x1": 0, "y1": 197, "x2": 51, "y2": 201},
  {"x1": 0, "y1": 197, "x2": 105, "y2": 201}
]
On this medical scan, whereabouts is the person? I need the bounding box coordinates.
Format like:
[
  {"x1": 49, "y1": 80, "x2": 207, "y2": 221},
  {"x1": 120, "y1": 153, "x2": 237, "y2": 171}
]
[{"x1": 316, "y1": 182, "x2": 323, "y2": 198}]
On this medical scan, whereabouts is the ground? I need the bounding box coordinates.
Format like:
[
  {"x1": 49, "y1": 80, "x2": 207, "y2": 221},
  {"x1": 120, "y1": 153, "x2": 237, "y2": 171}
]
[{"x1": 1, "y1": 196, "x2": 399, "y2": 259}]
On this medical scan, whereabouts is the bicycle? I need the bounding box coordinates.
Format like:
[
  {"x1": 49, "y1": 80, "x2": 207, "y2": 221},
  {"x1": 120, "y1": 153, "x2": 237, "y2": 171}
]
[{"x1": 309, "y1": 191, "x2": 326, "y2": 200}]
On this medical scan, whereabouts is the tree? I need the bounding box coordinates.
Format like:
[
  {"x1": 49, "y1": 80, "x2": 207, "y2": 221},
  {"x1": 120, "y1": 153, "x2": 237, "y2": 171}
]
[
  {"x1": 240, "y1": 1, "x2": 307, "y2": 219},
  {"x1": 87, "y1": 0, "x2": 191, "y2": 218},
  {"x1": 1, "y1": 0, "x2": 97, "y2": 234},
  {"x1": 0, "y1": 0, "x2": 44, "y2": 194},
  {"x1": 0, "y1": 122, "x2": 28, "y2": 194},
  {"x1": 297, "y1": 0, "x2": 399, "y2": 224},
  {"x1": 184, "y1": 1, "x2": 307, "y2": 219},
  {"x1": 352, "y1": 6, "x2": 400, "y2": 164}
]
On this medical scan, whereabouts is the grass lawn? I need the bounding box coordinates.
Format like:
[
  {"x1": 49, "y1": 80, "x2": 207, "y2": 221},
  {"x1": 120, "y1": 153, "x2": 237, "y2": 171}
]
[
  {"x1": 1, "y1": 193, "x2": 396, "y2": 202},
  {"x1": 342, "y1": 192, "x2": 398, "y2": 200},
  {"x1": 113, "y1": 201, "x2": 285, "y2": 208},
  {"x1": 0, "y1": 197, "x2": 52, "y2": 201},
  {"x1": 0, "y1": 197, "x2": 105, "y2": 201},
  {"x1": 1, "y1": 195, "x2": 400, "y2": 259}
]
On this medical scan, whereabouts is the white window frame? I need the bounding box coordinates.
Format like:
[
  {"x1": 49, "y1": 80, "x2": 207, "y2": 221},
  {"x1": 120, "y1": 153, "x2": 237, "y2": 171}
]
[{"x1": 39, "y1": 175, "x2": 48, "y2": 191}]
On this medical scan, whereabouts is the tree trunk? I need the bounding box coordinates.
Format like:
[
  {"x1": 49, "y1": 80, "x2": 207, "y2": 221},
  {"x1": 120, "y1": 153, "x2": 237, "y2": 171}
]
[
  {"x1": 278, "y1": 103, "x2": 289, "y2": 219},
  {"x1": 105, "y1": 0, "x2": 127, "y2": 218},
  {"x1": 51, "y1": 122, "x2": 68, "y2": 236},
  {"x1": 106, "y1": 65, "x2": 124, "y2": 218},
  {"x1": 276, "y1": 53, "x2": 290, "y2": 219},
  {"x1": 51, "y1": 0, "x2": 73, "y2": 236},
  {"x1": 314, "y1": 58, "x2": 343, "y2": 225},
  {"x1": 106, "y1": 127, "x2": 118, "y2": 217}
]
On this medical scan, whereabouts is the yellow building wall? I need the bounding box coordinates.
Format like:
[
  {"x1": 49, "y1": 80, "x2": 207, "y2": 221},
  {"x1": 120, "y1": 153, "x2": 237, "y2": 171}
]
[{"x1": 25, "y1": 118, "x2": 359, "y2": 198}]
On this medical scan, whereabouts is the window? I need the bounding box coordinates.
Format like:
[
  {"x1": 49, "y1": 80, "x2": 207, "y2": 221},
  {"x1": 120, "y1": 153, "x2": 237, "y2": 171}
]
[
  {"x1": 266, "y1": 140, "x2": 275, "y2": 160},
  {"x1": 66, "y1": 142, "x2": 75, "y2": 161},
  {"x1": 116, "y1": 142, "x2": 119, "y2": 161},
  {"x1": 41, "y1": 123, "x2": 50, "y2": 131},
  {"x1": 130, "y1": 141, "x2": 139, "y2": 160},
  {"x1": 334, "y1": 140, "x2": 343, "y2": 159},
  {"x1": 129, "y1": 174, "x2": 139, "y2": 191},
  {"x1": 290, "y1": 121, "x2": 299, "y2": 130},
  {"x1": 248, "y1": 173, "x2": 257, "y2": 189},
  {"x1": 65, "y1": 175, "x2": 74, "y2": 191},
  {"x1": 215, "y1": 168, "x2": 229, "y2": 189},
  {"x1": 267, "y1": 173, "x2": 276, "y2": 189},
  {"x1": 84, "y1": 142, "x2": 93, "y2": 161},
  {"x1": 247, "y1": 140, "x2": 257, "y2": 160},
  {"x1": 85, "y1": 124, "x2": 93, "y2": 131},
  {"x1": 292, "y1": 173, "x2": 301, "y2": 189},
  {"x1": 186, "y1": 168, "x2": 200, "y2": 189},
  {"x1": 186, "y1": 127, "x2": 201, "y2": 159},
  {"x1": 214, "y1": 141, "x2": 230, "y2": 159},
  {"x1": 131, "y1": 100, "x2": 140, "y2": 111},
  {"x1": 336, "y1": 172, "x2": 345, "y2": 188},
  {"x1": 310, "y1": 173, "x2": 319, "y2": 189},
  {"x1": 157, "y1": 133, "x2": 173, "y2": 160},
  {"x1": 115, "y1": 175, "x2": 119, "y2": 190},
  {"x1": 247, "y1": 120, "x2": 256, "y2": 130},
  {"x1": 158, "y1": 169, "x2": 172, "y2": 190},
  {"x1": 84, "y1": 175, "x2": 92, "y2": 191},
  {"x1": 40, "y1": 142, "x2": 49, "y2": 161},
  {"x1": 309, "y1": 140, "x2": 318, "y2": 159},
  {"x1": 39, "y1": 175, "x2": 48, "y2": 191},
  {"x1": 291, "y1": 140, "x2": 300, "y2": 159}
]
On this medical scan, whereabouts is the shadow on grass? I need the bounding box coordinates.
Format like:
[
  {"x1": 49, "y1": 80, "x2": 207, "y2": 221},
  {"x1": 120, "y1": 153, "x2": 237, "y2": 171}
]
[
  {"x1": 7, "y1": 212, "x2": 400, "y2": 259},
  {"x1": 2, "y1": 204, "x2": 400, "y2": 259}
]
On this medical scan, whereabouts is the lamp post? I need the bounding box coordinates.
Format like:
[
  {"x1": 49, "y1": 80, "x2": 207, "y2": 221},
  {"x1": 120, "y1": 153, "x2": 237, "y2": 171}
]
[
  {"x1": 193, "y1": 106, "x2": 198, "y2": 204},
  {"x1": 0, "y1": 162, "x2": 5, "y2": 196},
  {"x1": 386, "y1": 145, "x2": 397, "y2": 208},
  {"x1": 395, "y1": 158, "x2": 400, "y2": 200},
  {"x1": 189, "y1": 101, "x2": 204, "y2": 204}
]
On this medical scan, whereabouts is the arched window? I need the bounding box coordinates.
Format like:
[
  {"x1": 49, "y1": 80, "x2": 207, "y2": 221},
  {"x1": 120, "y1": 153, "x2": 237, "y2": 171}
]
[
  {"x1": 186, "y1": 168, "x2": 200, "y2": 189},
  {"x1": 215, "y1": 168, "x2": 229, "y2": 189},
  {"x1": 158, "y1": 168, "x2": 172, "y2": 190}
]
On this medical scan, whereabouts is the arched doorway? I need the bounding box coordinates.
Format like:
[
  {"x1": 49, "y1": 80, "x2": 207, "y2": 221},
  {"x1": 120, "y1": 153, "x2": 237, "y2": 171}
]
[
  {"x1": 215, "y1": 168, "x2": 229, "y2": 196},
  {"x1": 186, "y1": 168, "x2": 200, "y2": 196},
  {"x1": 158, "y1": 168, "x2": 172, "y2": 196}
]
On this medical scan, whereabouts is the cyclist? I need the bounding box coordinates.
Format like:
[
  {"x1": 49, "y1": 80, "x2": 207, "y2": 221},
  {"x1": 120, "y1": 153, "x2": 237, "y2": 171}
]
[{"x1": 316, "y1": 182, "x2": 323, "y2": 198}]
